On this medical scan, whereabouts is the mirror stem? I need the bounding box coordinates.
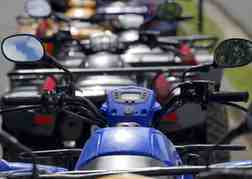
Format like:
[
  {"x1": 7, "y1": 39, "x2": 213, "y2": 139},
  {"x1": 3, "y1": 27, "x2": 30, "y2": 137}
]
[
  {"x1": 45, "y1": 55, "x2": 75, "y2": 95},
  {"x1": 46, "y1": 54, "x2": 73, "y2": 81}
]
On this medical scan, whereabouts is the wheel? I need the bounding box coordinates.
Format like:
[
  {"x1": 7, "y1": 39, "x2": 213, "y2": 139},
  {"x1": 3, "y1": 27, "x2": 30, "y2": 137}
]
[
  {"x1": 205, "y1": 103, "x2": 230, "y2": 163},
  {"x1": 248, "y1": 102, "x2": 252, "y2": 113}
]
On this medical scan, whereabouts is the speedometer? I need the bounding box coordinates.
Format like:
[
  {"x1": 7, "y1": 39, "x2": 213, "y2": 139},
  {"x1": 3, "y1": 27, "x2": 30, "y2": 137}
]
[{"x1": 120, "y1": 93, "x2": 142, "y2": 101}]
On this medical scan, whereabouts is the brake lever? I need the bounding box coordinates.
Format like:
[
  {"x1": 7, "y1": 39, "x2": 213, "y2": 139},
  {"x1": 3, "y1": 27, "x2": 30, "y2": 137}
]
[
  {"x1": 191, "y1": 37, "x2": 219, "y2": 50},
  {"x1": 170, "y1": 80, "x2": 216, "y2": 110},
  {"x1": 161, "y1": 94, "x2": 184, "y2": 115}
]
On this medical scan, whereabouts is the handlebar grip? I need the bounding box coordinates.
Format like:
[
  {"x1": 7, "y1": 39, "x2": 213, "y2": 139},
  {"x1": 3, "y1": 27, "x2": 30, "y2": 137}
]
[
  {"x1": 176, "y1": 16, "x2": 194, "y2": 21},
  {"x1": 208, "y1": 92, "x2": 249, "y2": 103},
  {"x1": 2, "y1": 95, "x2": 42, "y2": 106},
  {"x1": 39, "y1": 30, "x2": 74, "y2": 43}
]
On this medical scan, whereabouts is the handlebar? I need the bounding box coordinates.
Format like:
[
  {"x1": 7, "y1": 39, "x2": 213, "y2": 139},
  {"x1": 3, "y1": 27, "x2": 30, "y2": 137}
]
[
  {"x1": 176, "y1": 16, "x2": 194, "y2": 21},
  {"x1": 158, "y1": 35, "x2": 218, "y2": 49},
  {"x1": 1, "y1": 94, "x2": 106, "y2": 126},
  {"x1": 1, "y1": 81, "x2": 249, "y2": 122},
  {"x1": 1, "y1": 94, "x2": 88, "y2": 106},
  {"x1": 208, "y1": 92, "x2": 249, "y2": 103},
  {"x1": 2, "y1": 95, "x2": 42, "y2": 106},
  {"x1": 39, "y1": 36, "x2": 55, "y2": 43},
  {"x1": 163, "y1": 81, "x2": 250, "y2": 113},
  {"x1": 39, "y1": 30, "x2": 76, "y2": 43}
]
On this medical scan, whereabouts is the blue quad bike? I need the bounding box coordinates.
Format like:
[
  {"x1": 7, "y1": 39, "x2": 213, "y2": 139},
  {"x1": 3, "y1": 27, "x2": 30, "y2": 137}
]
[{"x1": 0, "y1": 35, "x2": 252, "y2": 178}]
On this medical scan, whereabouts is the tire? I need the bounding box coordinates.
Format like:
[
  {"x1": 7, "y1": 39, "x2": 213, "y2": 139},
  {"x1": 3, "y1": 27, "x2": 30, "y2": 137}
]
[
  {"x1": 248, "y1": 102, "x2": 252, "y2": 114},
  {"x1": 205, "y1": 103, "x2": 230, "y2": 163}
]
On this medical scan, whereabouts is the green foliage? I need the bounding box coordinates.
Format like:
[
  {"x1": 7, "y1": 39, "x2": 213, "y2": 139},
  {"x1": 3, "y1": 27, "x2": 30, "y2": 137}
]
[
  {"x1": 177, "y1": 0, "x2": 224, "y2": 39},
  {"x1": 225, "y1": 66, "x2": 252, "y2": 104}
]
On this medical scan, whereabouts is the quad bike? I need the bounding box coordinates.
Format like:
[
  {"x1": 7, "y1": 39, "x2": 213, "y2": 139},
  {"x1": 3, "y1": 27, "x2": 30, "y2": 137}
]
[
  {"x1": 0, "y1": 34, "x2": 252, "y2": 178},
  {"x1": 22, "y1": 0, "x2": 194, "y2": 53}
]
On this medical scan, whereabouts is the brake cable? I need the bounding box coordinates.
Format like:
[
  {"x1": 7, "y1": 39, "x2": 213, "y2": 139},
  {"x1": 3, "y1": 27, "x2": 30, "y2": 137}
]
[
  {"x1": 63, "y1": 103, "x2": 97, "y2": 120},
  {"x1": 67, "y1": 96, "x2": 106, "y2": 120},
  {"x1": 65, "y1": 102, "x2": 106, "y2": 125},
  {"x1": 62, "y1": 108, "x2": 105, "y2": 127}
]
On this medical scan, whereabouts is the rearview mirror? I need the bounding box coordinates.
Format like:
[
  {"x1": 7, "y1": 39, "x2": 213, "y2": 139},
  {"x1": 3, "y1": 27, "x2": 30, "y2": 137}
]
[
  {"x1": 156, "y1": 2, "x2": 183, "y2": 21},
  {"x1": 214, "y1": 38, "x2": 252, "y2": 68},
  {"x1": 1, "y1": 34, "x2": 45, "y2": 63},
  {"x1": 25, "y1": 0, "x2": 52, "y2": 18}
]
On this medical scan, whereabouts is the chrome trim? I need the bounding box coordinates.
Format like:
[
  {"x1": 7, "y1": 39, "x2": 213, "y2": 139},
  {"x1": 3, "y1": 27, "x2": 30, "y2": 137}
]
[
  {"x1": 82, "y1": 155, "x2": 172, "y2": 179},
  {"x1": 83, "y1": 155, "x2": 166, "y2": 170},
  {"x1": 77, "y1": 75, "x2": 135, "y2": 86},
  {"x1": 84, "y1": 52, "x2": 123, "y2": 68}
]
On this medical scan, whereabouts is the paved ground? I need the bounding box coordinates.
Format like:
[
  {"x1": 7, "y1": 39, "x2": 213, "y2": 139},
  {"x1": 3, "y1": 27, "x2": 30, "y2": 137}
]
[
  {"x1": 0, "y1": 1, "x2": 25, "y2": 94},
  {"x1": 206, "y1": 0, "x2": 249, "y2": 39},
  {"x1": 210, "y1": 0, "x2": 252, "y2": 38}
]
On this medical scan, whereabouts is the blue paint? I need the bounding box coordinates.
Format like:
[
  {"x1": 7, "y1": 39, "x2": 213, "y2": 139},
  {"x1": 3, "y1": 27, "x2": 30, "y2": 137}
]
[
  {"x1": 75, "y1": 127, "x2": 181, "y2": 169},
  {"x1": 101, "y1": 86, "x2": 161, "y2": 127},
  {"x1": 0, "y1": 160, "x2": 11, "y2": 171},
  {"x1": 0, "y1": 160, "x2": 67, "y2": 173}
]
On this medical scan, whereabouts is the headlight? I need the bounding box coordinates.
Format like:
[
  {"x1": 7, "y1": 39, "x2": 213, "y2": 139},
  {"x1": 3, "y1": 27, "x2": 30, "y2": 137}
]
[
  {"x1": 117, "y1": 14, "x2": 144, "y2": 29},
  {"x1": 90, "y1": 31, "x2": 119, "y2": 52}
]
